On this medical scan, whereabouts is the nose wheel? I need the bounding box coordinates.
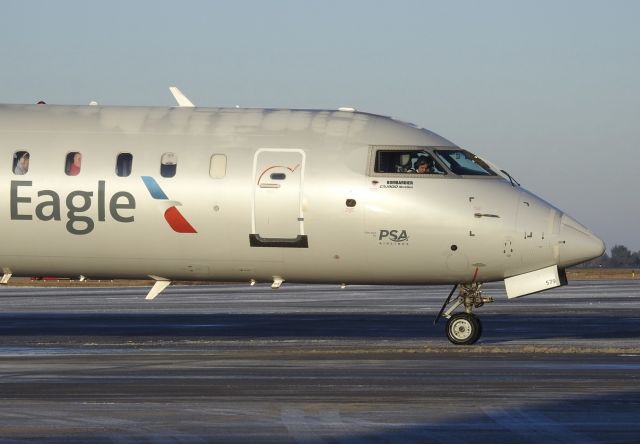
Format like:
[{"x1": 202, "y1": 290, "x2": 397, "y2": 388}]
[
  {"x1": 446, "y1": 313, "x2": 482, "y2": 345},
  {"x1": 435, "y1": 283, "x2": 492, "y2": 345}
]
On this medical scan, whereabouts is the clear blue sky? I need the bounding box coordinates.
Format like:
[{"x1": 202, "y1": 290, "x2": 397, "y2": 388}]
[{"x1": 2, "y1": 0, "x2": 639, "y2": 251}]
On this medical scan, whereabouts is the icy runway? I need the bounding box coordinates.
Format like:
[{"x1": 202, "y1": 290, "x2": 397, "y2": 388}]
[{"x1": 0, "y1": 280, "x2": 638, "y2": 442}]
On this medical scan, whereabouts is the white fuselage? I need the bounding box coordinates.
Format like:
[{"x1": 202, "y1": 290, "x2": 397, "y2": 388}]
[{"x1": 0, "y1": 104, "x2": 604, "y2": 290}]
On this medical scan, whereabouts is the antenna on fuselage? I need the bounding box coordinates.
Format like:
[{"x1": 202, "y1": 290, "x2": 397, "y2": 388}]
[{"x1": 169, "y1": 86, "x2": 195, "y2": 107}]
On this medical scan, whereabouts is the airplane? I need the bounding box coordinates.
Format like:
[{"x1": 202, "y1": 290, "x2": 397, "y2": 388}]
[{"x1": 0, "y1": 87, "x2": 605, "y2": 345}]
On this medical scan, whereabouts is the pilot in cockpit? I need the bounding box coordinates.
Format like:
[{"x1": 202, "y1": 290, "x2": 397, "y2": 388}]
[{"x1": 411, "y1": 157, "x2": 431, "y2": 174}]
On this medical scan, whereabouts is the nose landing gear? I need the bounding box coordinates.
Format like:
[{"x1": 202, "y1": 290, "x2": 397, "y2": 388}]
[{"x1": 434, "y1": 283, "x2": 493, "y2": 345}]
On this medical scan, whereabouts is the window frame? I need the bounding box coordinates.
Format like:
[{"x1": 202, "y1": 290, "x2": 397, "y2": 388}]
[
  {"x1": 160, "y1": 152, "x2": 177, "y2": 178},
  {"x1": 433, "y1": 149, "x2": 497, "y2": 177},
  {"x1": 367, "y1": 145, "x2": 448, "y2": 179},
  {"x1": 367, "y1": 145, "x2": 501, "y2": 180},
  {"x1": 65, "y1": 151, "x2": 82, "y2": 176},
  {"x1": 209, "y1": 154, "x2": 227, "y2": 179},
  {"x1": 115, "y1": 152, "x2": 133, "y2": 177},
  {"x1": 12, "y1": 150, "x2": 30, "y2": 175}
]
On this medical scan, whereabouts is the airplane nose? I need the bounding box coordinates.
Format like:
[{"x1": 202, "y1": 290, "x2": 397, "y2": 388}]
[{"x1": 557, "y1": 214, "x2": 605, "y2": 268}]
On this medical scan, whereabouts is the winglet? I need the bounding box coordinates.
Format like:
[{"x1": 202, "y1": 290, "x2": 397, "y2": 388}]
[{"x1": 169, "y1": 86, "x2": 195, "y2": 108}]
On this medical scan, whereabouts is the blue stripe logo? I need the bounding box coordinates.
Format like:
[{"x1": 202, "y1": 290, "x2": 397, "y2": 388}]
[{"x1": 141, "y1": 176, "x2": 169, "y2": 200}]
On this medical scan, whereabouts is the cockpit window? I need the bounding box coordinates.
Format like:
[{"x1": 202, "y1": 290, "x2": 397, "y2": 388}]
[
  {"x1": 374, "y1": 150, "x2": 446, "y2": 175},
  {"x1": 433, "y1": 149, "x2": 496, "y2": 176}
]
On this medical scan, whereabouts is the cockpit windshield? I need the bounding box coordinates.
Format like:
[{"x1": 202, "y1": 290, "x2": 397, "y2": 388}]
[
  {"x1": 374, "y1": 149, "x2": 446, "y2": 175},
  {"x1": 433, "y1": 149, "x2": 496, "y2": 176}
]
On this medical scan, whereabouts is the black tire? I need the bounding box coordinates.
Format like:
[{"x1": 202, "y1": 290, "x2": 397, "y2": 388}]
[
  {"x1": 446, "y1": 313, "x2": 481, "y2": 345},
  {"x1": 474, "y1": 314, "x2": 483, "y2": 339}
]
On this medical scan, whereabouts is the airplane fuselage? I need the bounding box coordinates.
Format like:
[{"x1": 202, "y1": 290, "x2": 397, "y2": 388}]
[{"x1": 0, "y1": 104, "x2": 603, "y2": 290}]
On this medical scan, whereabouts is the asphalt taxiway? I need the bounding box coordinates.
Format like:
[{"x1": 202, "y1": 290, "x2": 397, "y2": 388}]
[{"x1": 0, "y1": 280, "x2": 639, "y2": 443}]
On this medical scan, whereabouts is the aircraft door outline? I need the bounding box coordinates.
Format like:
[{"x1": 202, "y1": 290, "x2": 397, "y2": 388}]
[{"x1": 250, "y1": 148, "x2": 308, "y2": 248}]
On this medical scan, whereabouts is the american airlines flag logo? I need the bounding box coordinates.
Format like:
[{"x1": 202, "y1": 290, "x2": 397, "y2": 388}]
[{"x1": 140, "y1": 176, "x2": 197, "y2": 233}]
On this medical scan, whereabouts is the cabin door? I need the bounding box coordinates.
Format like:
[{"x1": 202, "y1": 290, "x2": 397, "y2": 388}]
[{"x1": 250, "y1": 149, "x2": 308, "y2": 248}]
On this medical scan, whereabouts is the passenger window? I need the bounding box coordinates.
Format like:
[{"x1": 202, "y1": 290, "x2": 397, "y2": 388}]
[
  {"x1": 374, "y1": 150, "x2": 445, "y2": 175},
  {"x1": 13, "y1": 151, "x2": 30, "y2": 175},
  {"x1": 116, "y1": 153, "x2": 133, "y2": 177},
  {"x1": 209, "y1": 154, "x2": 227, "y2": 179},
  {"x1": 65, "y1": 152, "x2": 82, "y2": 176},
  {"x1": 160, "y1": 152, "x2": 177, "y2": 178}
]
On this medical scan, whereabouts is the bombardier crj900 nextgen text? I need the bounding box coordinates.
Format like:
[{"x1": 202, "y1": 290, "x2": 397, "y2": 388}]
[{"x1": 0, "y1": 89, "x2": 605, "y2": 345}]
